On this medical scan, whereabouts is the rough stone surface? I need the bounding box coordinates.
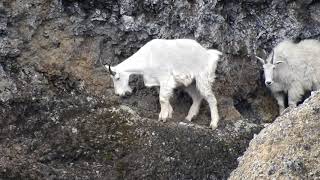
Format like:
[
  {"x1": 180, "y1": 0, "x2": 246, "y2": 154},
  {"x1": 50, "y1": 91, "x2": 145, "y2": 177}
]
[
  {"x1": 0, "y1": 65, "x2": 17, "y2": 102},
  {"x1": 0, "y1": 0, "x2": 319, "y2": 179},
  {"x1": 3, "y1": 0, "x2": 289, "y2": 123},
  {"x1": 0, "y1": 96, "x2": 262, "y2": 179},
  {"x1": 229, "y1": 91, "x2": 320, "y2": 180}
]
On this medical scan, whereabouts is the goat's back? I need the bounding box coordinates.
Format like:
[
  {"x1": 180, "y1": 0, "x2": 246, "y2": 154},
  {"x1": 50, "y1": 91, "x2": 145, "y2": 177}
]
[
  {"x1": 274, "y1": 39, "x2": 320, "y2": 65},
  {"x1": 273, "y1": 39, "x2": 320, "y2": 89},
  {"x1": 145, "y1": 39, "x2": 214, "y2": 74}
]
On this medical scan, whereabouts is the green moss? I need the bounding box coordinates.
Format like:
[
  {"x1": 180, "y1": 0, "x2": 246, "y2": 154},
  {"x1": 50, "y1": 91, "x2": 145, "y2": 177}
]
[
  {"x1": 104, "y1": 151, "x2": 113, "y2": 161},
  {"x1": 116, "y1": 161, "x2": 129, "y2": 178}
]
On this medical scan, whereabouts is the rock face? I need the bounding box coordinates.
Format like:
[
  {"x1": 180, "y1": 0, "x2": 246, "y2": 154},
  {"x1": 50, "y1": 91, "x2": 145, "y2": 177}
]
[
  {"x1": 0, "y1": 0, "x2": 319, "y2": 179},
  {"x1": 229, "y1": 91, "x2": 320, "y2": 180},
  {"x1": 1, "y1": 0, "x2": 289, "y2": 123}
]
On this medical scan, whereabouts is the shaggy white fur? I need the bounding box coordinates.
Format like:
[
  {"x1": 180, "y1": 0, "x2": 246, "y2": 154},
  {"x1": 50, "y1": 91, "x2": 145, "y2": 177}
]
[{"x1": 258, "y1": 39, "x2": 320, "y2": 114}]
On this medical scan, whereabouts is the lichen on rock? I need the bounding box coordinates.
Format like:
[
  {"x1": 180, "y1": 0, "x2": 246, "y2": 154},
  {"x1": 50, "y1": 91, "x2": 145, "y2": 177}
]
[{"x1": 229, "y1": 91, "x2": 320, "y2": 180}]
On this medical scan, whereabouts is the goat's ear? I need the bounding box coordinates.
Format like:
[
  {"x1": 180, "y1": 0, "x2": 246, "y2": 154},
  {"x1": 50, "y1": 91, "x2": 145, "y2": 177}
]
[
  {"x1": 275, "y1": 61, "x2": 284, "y2": 64},
  {"x1": 255, "y1": 56, "x2": 266, "y2": 64}
]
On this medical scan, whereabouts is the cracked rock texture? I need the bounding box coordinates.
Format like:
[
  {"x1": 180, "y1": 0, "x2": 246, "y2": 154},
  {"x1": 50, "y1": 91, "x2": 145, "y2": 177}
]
[
  {"x1": 229, "y1": 91, "x2": 320, "y2": 180},
  {"x1": 0, "y1": 0, "x2": 319, "y2": 179}
]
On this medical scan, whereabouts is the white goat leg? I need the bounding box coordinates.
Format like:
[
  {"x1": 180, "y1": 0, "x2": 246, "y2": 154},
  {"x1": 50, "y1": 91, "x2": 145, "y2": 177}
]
[
  {"x1": 288, "y1": 85, "x2": 304, "y2": 108},
  {"x1": 184, "y1": 85, "x2": 203, "y2": 121},
  {"x1": 158, "y1": 80, "x2": 175, "y2": 122},
  {"x1": 207, "y1": 94, "x2": 219, "y2": 130},
  {"x1": 273, "y1": 92, "x2": 285, "y2": 114},
  {"x1": 196, "y1": 76, "x2": 219, "y2": 130}
]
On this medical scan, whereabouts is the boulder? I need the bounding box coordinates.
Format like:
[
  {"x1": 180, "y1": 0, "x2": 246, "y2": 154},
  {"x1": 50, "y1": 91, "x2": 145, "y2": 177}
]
[{"x1": 229, "y1": 91, "x2": 320, "y2": 179}]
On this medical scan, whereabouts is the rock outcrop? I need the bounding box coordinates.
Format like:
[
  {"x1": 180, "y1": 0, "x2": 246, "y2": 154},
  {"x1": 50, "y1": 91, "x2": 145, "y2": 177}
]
[
  {"x1": 0, "y1": 0, "x2": 319, "y2": 179},
  {"x1": 229, "y1": 91, "x2": 320, "y2": 179}
]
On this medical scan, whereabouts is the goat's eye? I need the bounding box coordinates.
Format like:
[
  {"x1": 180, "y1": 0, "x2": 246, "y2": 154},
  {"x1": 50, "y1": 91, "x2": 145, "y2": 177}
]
[{"x1": 114, "y1": 73, "x2": 120, "y2": 80}]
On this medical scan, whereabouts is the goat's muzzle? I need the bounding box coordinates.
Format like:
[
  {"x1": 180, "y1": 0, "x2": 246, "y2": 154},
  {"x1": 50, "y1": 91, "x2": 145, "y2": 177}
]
[{"x1": 265, "y1": 81, "x2": 273, "y2": 86}]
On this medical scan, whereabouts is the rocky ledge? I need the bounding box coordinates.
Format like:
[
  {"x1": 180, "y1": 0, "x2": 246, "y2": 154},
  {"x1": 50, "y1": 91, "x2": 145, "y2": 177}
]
[{"x1": 0, "y1": 92, "x2": 262, "y2": 179}]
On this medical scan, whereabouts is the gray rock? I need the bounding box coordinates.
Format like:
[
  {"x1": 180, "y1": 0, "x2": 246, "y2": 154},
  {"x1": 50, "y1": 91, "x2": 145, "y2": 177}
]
[
  {"x1": 0, "y1": 65, "x2": 16, "y2": 102},
  {"x1": 229, "y1": 91, "x2": 320, "y2": 180}
]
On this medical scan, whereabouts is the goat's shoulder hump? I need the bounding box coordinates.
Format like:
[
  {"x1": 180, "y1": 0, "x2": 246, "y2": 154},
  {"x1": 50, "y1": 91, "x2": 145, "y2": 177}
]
[
  {"x1": 298, "y1": 39, "x2": 320, "y2": 48},
  {"x1": 275, "y1": 40, "x2": 296, "y2": 53}
]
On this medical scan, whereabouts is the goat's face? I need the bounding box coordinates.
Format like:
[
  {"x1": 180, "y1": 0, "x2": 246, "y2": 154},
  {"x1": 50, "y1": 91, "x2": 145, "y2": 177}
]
[
  {"x1": 256, "y1": 51, "x2": 283, "y2": 87},
  {"x1": 263, "y1": 62, "x2": 276, "y2": 86},
  {"x1": 107, "y1": 66, "x2": 132, "y2": 97}
]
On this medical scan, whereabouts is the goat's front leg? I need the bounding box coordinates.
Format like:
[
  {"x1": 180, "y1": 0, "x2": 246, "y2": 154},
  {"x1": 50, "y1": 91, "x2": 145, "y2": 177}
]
[
  {"x1": 158, "y1": 86, "x2": 174, "y2": 122},
  {"x1": 273, "y1": 92, "x2": 285, "y2": 114},
  {"x1": 288, "y1": 86, "x2": 304, "y2": 108}
]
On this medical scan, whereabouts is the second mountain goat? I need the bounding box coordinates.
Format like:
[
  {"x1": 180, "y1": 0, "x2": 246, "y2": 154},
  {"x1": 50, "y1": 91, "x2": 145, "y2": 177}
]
[{"x1": 257, "y1": 39, "x2": 320, "y2": 114}]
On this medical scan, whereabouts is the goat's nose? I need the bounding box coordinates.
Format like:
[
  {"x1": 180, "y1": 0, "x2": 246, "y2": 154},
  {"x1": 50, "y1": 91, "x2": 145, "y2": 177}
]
[
  {"x1": 124, "y1": 91, "x2": 131, "y2": 96},
  {"x1": 265, "y1": 81, "x2": 272, "y2": 85}
]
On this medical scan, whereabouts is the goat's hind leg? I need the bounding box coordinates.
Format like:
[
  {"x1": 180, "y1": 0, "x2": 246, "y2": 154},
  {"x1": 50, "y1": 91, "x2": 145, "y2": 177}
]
[
  {"x1": 196, "y1": 77, "x2": 219, "y2": 130},
  {"x1": 184, "y1": 84, "x2": 203, "y2": 121}
]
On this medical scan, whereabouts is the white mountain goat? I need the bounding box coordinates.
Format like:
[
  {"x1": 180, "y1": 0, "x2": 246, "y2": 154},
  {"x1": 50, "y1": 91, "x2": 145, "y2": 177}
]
[
  {"x1": 256, "y1": 39, "x2": 320, "y2": 114},
  {"x1": 106, "y1": 39, "x2": 222, "y2": 129}
]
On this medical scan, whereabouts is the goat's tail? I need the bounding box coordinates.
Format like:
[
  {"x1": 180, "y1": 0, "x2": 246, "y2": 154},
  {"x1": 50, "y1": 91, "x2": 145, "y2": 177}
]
[
  {"x1": 207, "y1": 49, "x2": 223, "y2": 57},
  {"x1": 207, "y1": 49, "x2": 222, "y2": 81}
]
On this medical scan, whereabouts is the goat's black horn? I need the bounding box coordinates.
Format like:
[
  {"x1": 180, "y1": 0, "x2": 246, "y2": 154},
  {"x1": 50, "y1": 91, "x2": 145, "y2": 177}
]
[{"x1": 108, "y1": 64, "x2": 116, "y2": 76}]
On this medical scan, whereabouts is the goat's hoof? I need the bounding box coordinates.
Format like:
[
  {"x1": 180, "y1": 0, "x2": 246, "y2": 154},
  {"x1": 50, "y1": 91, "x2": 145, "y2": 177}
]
[
  {"x1": 158, "y1": 117, "x2": 167, "y2": 122},
  {"x1": 185, "y1": 116, "x2": 193, "y2": 122},
  {"x1": 159, "y1": 114, "x2": 171, "y2": 122},
  {"x1": 209, "y1": 123, "x2": 218, "y2": 130},
  {"x1": 280, "y1": 107, "x2": 293, "y2": 115},
  {"x1": 159, "y1": 108, "x2": 173, "y2": 122}
]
